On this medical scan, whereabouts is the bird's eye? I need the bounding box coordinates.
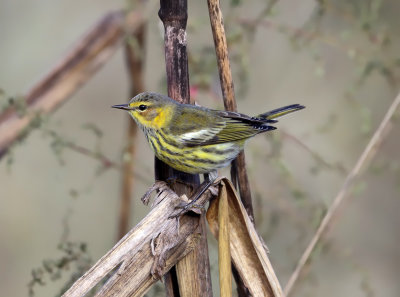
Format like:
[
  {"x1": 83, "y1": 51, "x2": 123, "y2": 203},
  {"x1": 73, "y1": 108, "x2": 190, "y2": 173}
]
[{"x1": 138, "y1": 104, "x2": 147, "y2": 111}]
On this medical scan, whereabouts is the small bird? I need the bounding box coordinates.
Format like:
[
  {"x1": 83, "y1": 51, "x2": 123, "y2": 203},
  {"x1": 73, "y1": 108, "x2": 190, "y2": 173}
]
[{"x1": 112, "y1": 92, "x2": 304, "y2": 174}]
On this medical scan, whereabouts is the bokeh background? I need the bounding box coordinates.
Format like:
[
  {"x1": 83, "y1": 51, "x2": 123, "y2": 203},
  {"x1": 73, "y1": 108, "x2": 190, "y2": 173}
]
[{"x1": 1, "y1": 0, "x2": 399, "y2": 296}]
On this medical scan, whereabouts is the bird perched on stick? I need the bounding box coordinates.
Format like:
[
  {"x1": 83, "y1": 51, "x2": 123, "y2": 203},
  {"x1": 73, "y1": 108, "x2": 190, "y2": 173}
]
[{"x1": 112, "y1": 92, "x2": 304, "y2": 174}]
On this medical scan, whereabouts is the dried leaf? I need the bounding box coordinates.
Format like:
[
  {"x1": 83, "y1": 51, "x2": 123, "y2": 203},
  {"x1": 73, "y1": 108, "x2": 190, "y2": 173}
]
[{"x1": 207, "y1": 178, "x2": 284, "y2": 297}]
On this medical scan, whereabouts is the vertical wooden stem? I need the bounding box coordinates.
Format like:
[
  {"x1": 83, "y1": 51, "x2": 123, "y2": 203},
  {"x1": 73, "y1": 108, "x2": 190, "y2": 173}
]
[
  {"x1": 218, "y1": 184, "x2": 232, "y2": 297},
  {"x1": 119, "y1": 23, "x2": 146, "y2": 239},
  {"x1": 206, "y1": 0, "x2": 254, "y2": 222},
  {"x1": 233, "y1": 154, "x2": 254, "y2": 220},
  {"x1": 207, "y1": 0, "x2": 254, "y2": 295},
  {"x1": 158, "y1": 1, "x2": 212, "y2": 296}
]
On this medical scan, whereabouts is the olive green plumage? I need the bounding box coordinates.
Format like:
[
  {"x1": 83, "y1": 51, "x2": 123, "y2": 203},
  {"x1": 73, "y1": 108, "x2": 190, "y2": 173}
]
[{"x1": 112, "y1": 92, "x2": 304, "y2": 174}]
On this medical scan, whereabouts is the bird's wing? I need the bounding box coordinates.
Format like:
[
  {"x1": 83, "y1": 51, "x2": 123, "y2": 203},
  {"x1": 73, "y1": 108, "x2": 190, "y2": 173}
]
[
  {"x1": 209, "y1": 110, "x2": 276, "y2": 144},
  {"x1": 169, "y1": 107, "x2": 226, "y2": 146},
  {"x1": 171, "y1": 109, "x2": 274, "y2": 147}
]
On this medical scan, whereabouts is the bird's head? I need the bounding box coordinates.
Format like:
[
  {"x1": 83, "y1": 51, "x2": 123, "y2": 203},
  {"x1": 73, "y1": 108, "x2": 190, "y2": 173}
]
[{"x1": 112, "y1": 92, "x2": 175, "y2": 129}]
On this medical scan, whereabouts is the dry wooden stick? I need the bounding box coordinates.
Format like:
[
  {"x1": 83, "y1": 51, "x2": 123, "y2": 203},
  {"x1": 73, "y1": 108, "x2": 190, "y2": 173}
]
[
  {"x1": 62, "y1": 182, "x2": 216, "y2": 297},
  {"x1": 207, "y1": 0, "x2": 254, "y2": 221},
  {"x1": 207, "y1": 1, "x2": 254, "y2": 295},
  {"x1": 0, "y1": 11, "x2": 143, "y2": 158},
  {"x1": 157, "y1": 1, "x2": 212, "y2": 296},
  {"x1": 62, "y1": 138, "x2": 151, "y2": 184},
  {"x1": 118, "y1": 22, "x2": 147, "y2": 239},
  {"x1": 284, "y1": 91, "x2": 400, "y2": 296},
  {"x1": 218, "y1": 183, "x2": 232, "y2": 297}
]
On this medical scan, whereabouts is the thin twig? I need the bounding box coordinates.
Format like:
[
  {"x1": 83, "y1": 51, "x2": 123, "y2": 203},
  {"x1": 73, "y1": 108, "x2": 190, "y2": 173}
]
[
  {"x1": 118, "y1": 21, "x2": 147, "y2": 239},
  {"x1": 284, "y1": 92, "x2": 400, "y2": 296},
  {"x1": 63, "y1": 140, "x2": 151, "y2": 184},
  {"x1": 207, "y1": 1, "x2": 255, "y2": 295},
  {"x1": 207, "y1": 0, "x2": 254, "y2": 220},
  {"x1": 281, "y1": 131, "x2": 346, "y2": 173},
  {"x1": 0, "y1": 11, "x2": 143, "y2": 158},
  {"x1": 238, "y1": 17, "x2": 363, "y2": 56}
]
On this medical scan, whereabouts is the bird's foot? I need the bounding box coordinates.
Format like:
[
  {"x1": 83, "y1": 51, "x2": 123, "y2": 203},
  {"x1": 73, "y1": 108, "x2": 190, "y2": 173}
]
[
  {"x1": 169, "y1": 171, "x2": 219, "y2": 218},
  {"x1": 141, "y1": 181, "x2": 172, "y2": 206}
]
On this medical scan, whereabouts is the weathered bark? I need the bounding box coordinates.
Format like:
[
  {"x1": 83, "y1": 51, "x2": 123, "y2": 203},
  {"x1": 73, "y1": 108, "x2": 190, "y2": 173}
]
[
  {"x1": 157, "y1": 1, "x2": 212, "y2": 297},
  {"x1": 61, "y1": 182, "x2": 216, "y2": 297}
]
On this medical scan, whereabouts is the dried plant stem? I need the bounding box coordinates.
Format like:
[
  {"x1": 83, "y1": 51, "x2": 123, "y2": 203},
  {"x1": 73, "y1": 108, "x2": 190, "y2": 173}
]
[
  {"x1": 118, "y1": 22, "x2": 147, "y2": 239},
  {"x1": 284, "y1": 92, "x2": 400, "y2": 296},
  {"x1": 63, "y1": 140, "x2": 151, "y2": 184},
  {"x1": 282, "y1": 131, "x2": 346, "y2": 172},
  {"x1": 119, "y1": 118, "x2": 138, "y2": 237},
  {"x1": 207, "y1": 0, "x2": 254, "y2": 220},
  {"x1": 218, "y1": 184, "x2": 232, "y2": 297},
  {"x1": 238, "y1": 17, "x2": 384, "y2": 67},
  {"x1": 207, "y1": 1, "x2": 254, "y2": 295},
  {"x1": 158, "y1": 1, "x2": 212, "y2": 296},
  {"x1": 207, "y1": 178, "x2": 284, "y2": 297},
  {"x1": 0, "y1": 11, "x2": 143, "y2": 158},
  {"x1": 62, "y1": 182, "x2": 216, "y2": 297}
]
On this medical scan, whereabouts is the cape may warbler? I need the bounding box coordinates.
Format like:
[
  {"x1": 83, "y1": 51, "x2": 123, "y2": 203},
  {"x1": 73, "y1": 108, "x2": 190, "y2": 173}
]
[{"x1": 112, "y1": 92, "x2": 304, "y2": 174}]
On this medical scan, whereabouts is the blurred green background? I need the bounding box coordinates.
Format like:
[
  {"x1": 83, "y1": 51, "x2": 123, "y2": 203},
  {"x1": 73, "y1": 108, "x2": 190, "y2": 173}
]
[{"x1": 1, "y1": 0, "x2": 399, "y2": 296}]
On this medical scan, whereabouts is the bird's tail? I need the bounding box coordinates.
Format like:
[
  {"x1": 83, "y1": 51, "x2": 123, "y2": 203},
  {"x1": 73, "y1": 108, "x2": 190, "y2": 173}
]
[{"x1": 257, "y1": 104, "x2": 305, "y2": 123}]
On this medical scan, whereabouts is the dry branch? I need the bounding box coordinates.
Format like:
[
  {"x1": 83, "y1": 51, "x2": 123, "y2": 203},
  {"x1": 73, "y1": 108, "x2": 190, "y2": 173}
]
[
  {"x1": 157, "y1": 1, "x2": 212, "y2": 296},
  {"x1": 207, "y1": 0, "x2": 254, "y2": 221},
  {"x1": 284, "y1": 91, "x2": 400, "y2": 296},
  {"x1": 0, "y1": 11, "x2": 143, "y2": 158},
  {"x1": 62, "y1": 181, "x2": 216, "y2": 297},
  {"x1": 217, "y1": 183, "x2": 232, "y2": 297},
  {"x1": 63, "y1": 177, "x2": 284, "y2": 297},
  {"x1": 207, "y1": 1, "x2": 254, "y2": 295},
  {"x1": 119, "y1": 21, "x2": 147, "y2": 239},
  {"x1": 60, "y1": 137, "x2": 150, "y2": 184}
]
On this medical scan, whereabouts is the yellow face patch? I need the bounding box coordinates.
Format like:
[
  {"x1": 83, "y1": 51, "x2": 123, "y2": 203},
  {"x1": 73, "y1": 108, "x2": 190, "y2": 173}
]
[
  {"x1": 153, "y1": 108, "x2": 171, "y2": 128},
  {"x1": 128, "y1": 102, "x2": 172, "y2": 129}
]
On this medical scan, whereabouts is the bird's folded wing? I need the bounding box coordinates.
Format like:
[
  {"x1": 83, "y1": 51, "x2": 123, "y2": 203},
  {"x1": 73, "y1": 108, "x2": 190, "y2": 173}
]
[{"x1": 172, "y1": 110, "x2": 270, "y2": 147}]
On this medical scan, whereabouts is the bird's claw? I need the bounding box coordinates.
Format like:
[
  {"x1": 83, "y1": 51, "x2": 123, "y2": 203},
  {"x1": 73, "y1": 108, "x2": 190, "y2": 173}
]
[{"x1": 169, "y1": 201, "x2": 205, "y2": 219}]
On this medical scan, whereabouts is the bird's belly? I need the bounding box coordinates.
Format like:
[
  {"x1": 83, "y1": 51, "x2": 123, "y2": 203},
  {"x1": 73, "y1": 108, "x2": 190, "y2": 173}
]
[{"x1": 150, "y1": 138, "x2": 243, "y2": 174}]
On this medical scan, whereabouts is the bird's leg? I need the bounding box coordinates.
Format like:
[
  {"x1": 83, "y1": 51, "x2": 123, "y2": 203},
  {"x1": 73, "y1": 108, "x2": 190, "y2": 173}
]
[
  {"x1": 172, "y1": 170, "x2": 218, "y2": 217},
  {"x1": 165, "y1": 176, "x2": 195, "y2": 193}
]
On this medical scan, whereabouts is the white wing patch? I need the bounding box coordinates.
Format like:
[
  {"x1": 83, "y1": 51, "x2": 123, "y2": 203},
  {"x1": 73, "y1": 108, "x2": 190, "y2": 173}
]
[
  {"x1": 179, "y1": 125, "x2": 224, "y2": 144},
  {"x1": 180, "y1": 129, "x2": 210, "y2": 140}
]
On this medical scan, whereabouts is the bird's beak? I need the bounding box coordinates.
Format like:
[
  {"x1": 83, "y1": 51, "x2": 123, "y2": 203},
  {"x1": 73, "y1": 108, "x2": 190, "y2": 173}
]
[{"x1": 111, "y1": 103, "x2": 132, "y2": 110}]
